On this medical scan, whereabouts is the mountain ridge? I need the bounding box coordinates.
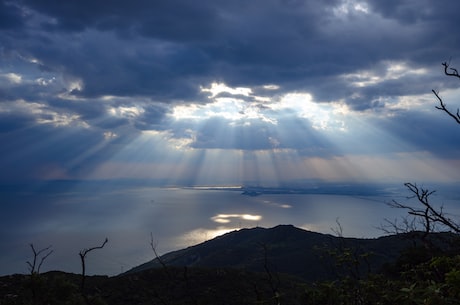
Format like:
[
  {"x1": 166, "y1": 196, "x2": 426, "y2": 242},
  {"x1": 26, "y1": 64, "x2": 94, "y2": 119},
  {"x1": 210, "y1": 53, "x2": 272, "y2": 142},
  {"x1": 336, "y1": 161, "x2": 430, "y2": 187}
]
[{"x1": 125, "y1": 224, "x2": 431, "y2": 281}]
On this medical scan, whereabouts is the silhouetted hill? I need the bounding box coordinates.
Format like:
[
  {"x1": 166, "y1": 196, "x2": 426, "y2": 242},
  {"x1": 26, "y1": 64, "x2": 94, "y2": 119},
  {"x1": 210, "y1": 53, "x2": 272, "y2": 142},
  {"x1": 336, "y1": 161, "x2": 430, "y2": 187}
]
[{"x1": 126, "y1": 224, "x2": 437, "y2": 281}]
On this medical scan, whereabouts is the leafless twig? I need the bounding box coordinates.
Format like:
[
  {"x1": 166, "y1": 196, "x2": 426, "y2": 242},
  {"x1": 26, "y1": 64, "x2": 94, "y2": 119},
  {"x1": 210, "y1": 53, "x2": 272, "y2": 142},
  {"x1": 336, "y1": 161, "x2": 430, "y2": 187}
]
[
  {"x1": 383, "y1": 183, "x2": 460, "y2": 236},
  {"x1": 79, "y1": 237, "x2": 108, "y2": 292},
  {"x1": 432, "y1": 62, "x2": 460, "y2": 124},
  {"x1": 26, "y1": 244, "x2": 53, "y2": 274}
]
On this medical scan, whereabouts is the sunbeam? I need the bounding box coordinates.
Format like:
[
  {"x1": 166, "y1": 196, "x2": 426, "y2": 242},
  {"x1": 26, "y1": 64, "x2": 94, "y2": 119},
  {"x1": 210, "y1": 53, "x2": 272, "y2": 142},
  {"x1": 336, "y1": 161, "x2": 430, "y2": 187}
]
[{"x1": 71, "y1": 80, "x2": 460, "y2": 186}]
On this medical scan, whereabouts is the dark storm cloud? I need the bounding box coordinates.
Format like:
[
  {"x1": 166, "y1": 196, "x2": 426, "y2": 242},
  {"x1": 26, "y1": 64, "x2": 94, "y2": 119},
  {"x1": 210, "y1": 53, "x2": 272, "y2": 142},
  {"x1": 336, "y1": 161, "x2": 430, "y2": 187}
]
[
  {"x1": 3, "y1": 0, "x2": 459, "y2": 105},
  {"x1": 47, "y1": 98, "x2": 106, "y2": 121},
  {"x1": 368, "y1": 0, "x2": 458, "y2": 25},
  {"x1": 134, "y1": 104, "x2": 170, "y2": 130},
  {"x1": 0, "y1": 1, "x2": 24, "y2": 29}
]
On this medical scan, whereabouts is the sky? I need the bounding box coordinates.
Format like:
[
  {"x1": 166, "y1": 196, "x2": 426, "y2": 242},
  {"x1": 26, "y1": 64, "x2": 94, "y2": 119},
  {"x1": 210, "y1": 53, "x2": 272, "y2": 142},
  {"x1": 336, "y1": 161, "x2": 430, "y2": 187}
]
[
  {"x1": 1, "y1": 0, "x2": 460, "y2": 275},
  {"x1": 1, "y1": 0, "x2": 460, "y2": 186}
]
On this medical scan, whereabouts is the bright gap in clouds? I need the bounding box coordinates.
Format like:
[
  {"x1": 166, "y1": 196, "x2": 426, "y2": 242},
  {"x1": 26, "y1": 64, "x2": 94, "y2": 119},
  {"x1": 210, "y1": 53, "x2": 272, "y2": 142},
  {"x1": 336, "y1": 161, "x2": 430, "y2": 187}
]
[
  {"x1": 342, "y1": 61, "x2": 428, "y2": 88},
  {"x1": 174, "y1": 82, "x2": 348, "y2": 130}
]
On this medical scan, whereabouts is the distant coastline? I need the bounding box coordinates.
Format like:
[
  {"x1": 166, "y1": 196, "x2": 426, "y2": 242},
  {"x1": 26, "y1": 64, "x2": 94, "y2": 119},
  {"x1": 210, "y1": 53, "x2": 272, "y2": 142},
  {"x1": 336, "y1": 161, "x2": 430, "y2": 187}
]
[
  {"x1": 183, "y1": 183, "x2": 399, "y2": 197},
  {"x1": 239, "y1": 185, "x2": 393, "y2": 197}
]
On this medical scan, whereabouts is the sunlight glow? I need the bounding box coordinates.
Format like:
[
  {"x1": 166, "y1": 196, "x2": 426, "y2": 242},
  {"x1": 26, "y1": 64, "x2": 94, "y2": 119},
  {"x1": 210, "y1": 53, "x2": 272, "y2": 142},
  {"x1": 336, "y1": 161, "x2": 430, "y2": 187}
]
[
  {"x1": 0, "y1": 99, "x2": 88, "y2": 127},
  {"x1": 260, "y1": 199, "x2": 292, "y2": 209},
  {"x1": 172, "y1": 83, "x2": 351, "y2": 133},
  {"x1": 101, "y1": 95, "x2": 119, "y2": 101},
  {"x1": 171, "y1": 104, "x2": 203, "y2": 120},
  {"x1": 3, "y1": 73, "x2": 22, "y2": 84},
  {"x1": 263, "y1": 84, "x2": 280, "y2": 90},
  {"x1": 386, "y1": 93, "x2": 434, "y2": 111},
  {"x1": 37, "y1": 112, "x2": 86, "y2": 127},
  {"x1": 68, "y1": 79, "x2": 83, "y2": 92},
  {"x1": 177, "y1": 227, "x2": 240, "y2": 248},
  {"x1": 300, "y1": 223, "x2": 325, "y2": 233},
  {"x1": 211, "y1": 214, "x2": 262, "y2": 224},
  {"x1": 108, "y1": 106, "x2": 144, "y2": 118},
  {"x1": 343, "y1": 61, "x2": 428, "y2": 88},
  {"x1": 58, "y1": 78, "x2": 85, "y2": 100},
  {"x1": 20, "y1": 54, "x2": 43, "y2": 65},
  {"x1": 140, "y1": 129, "x2": 196, "y2": 151},
  {"x1": 204, "y1": 98, "x2": 247, "y2": 120},
  {"x1": 170, "y1": 97, "x2": 277, "y2": 124},
  {"x1": 36, "y1": 76, "x2": 56, "y2": 86},
  {"x1": 103, "y1": 131, "x2": 118, "y2": 140},
  {"x1": 273, "y1": 92, "x2": 349, "y2": 130},
  {"x1": 333, "y1": 0, "x2": 369, "y2": 16},
  {"x1": 201, "y1": 82, "x2": 252, "y2": 98}
]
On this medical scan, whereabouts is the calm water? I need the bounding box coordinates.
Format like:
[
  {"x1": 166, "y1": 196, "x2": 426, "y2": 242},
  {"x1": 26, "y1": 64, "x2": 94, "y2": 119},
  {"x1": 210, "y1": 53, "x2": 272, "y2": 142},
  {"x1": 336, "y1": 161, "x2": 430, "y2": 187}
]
[{"x1": 1, "y1": 185, "x2": 458, "y2": 276}]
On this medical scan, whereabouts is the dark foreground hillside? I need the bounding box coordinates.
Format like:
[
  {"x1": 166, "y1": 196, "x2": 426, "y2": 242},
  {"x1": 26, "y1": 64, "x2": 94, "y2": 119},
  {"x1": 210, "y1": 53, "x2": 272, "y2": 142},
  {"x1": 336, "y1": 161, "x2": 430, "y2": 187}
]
[
  {"x1": 0, "y1": 268, "x2": 308, "y2": 305},
  {"x1": 2, "y1": 225, "x2": 460, "y2": 305}
]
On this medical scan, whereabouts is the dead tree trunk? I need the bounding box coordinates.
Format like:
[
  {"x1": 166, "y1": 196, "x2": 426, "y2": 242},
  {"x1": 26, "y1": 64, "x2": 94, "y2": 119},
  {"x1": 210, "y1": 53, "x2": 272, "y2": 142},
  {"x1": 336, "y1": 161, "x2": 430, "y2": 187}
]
[{"x1": 79, "y1": 238, "x2": 108, "y2": 293}]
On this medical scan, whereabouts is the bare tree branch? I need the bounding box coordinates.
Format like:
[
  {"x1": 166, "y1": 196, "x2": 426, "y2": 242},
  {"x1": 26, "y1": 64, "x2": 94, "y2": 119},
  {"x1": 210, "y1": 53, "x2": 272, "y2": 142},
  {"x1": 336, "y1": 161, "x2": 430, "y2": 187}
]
[
  {"x1": 26, "y1": 244, "x2": 53, "y2": 274},
  {"x1": 432, "y1": 62, "x2": 460, "y2": 124},
  {"x1": 79, "y1": 237, "x2": 108, "y2": 293},
  {"x1": 442, "y1": 61, "x2": 460, "y2": 79},
  {"x1": 379, "y1": 216, "x2": 418, "y2": 235},
  {"x1": 384, "y1": 183, "x2": 460, "y2": 237},
  {"x1": 331, "y1": 217, "x2": 344, "y2": 238},
  {"x1": 432, "y1": 89, "x2": 460, "y2": 124},
  {"x1": 150, "y1": 232, "x2": 168, "y2": 270}
]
